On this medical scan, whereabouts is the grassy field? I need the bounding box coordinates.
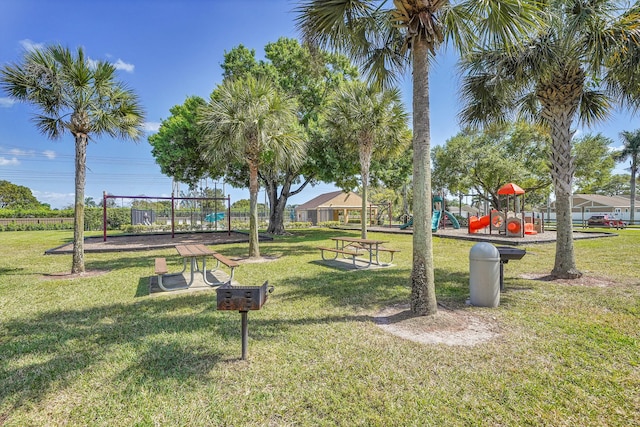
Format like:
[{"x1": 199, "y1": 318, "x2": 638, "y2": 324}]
[{"x1": 0, "y1": 228, "x2": 638, "y2": 426}]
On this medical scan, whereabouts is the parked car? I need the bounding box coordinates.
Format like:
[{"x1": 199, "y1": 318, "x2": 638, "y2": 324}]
[{"x1": 586, "y1": 214, "x2": 627, "y2": 229}]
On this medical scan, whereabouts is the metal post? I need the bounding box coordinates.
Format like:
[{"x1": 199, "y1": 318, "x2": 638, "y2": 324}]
[
  {"x1": 171, "y1": 193, "x2": 175, "y2": 239},
  {"x1": 103, "y1": 191, "x2": 107, "y2": 242},
  {"x1": 240, "y1": 310, "x2": 248, "y2": 360}
]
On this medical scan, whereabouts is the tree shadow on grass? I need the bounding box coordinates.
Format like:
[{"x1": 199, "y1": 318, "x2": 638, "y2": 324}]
[{"x1": 0, "y1": 290, "x2": 374, "y2": 416}]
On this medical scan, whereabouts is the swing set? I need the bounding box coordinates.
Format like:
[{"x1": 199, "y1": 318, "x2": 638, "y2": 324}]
[{"x1": 101, "y1": 191, "x2": 231, "y2": 241}]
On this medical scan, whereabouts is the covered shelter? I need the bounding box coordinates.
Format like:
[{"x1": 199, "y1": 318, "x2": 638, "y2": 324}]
[{"x1": 295, "y1": 191, "x2": 377, "y2": 226}]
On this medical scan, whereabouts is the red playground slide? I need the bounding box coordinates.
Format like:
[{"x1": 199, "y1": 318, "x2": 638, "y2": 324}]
[{"x1": 468, "y1": 215, "x2": 490, "y2": 233}]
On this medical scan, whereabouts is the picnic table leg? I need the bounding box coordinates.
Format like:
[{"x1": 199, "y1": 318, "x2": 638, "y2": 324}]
[
  {"x1": 186, "y1": 256, "x2": 197, "y2": 287},
  {"x1": 201, "y1": 256, "x2": 214, "y2": 286}
]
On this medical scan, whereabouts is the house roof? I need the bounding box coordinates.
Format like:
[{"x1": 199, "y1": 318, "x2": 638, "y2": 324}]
[
  {"x1": 296, "y1": 191, "x2": 363, "y2": 210},
  {"x1": 571, "y1": 194, "x2": 630, "y2": 208}
]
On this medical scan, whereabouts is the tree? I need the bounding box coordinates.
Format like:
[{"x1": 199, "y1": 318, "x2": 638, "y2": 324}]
[
  {"x1": 221, "y1": 38, "x2": 358, "y2": 234},
  {"x1": 148, "y1": 96, "x2": 219, "y2": 188},
  {"x1": 149, "y1": 39, "x2": 359, "y2": 234},
  {"x1": 199, "y1": 75, "x2": 304, "y2": 257},
  {"x1": 614, "y1": 129, "x2": 640, "y2": 225},
  {"x1": 573, "y1": 134, "x2": 616, "y2": 194},
  {"x1": 325, "y1": 81, "x2": 408, "y2": 238},
  {"x1": 0, "y1": 180, "x2": 43, "y2": 209},
  {"x1": 459, "y1": 2, "x2": 640, "y2": 279},
  {"x1": 296, "y1": 0, "x2": 542, "y2": 315},
  {"x1": 1, "y1": 45, "x2": 144, "y2": 273}
]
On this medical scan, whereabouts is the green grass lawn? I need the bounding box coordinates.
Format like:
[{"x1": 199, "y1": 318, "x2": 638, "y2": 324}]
[{"x1": 1, "y1": 229, "x2": 638, "y2": 426}]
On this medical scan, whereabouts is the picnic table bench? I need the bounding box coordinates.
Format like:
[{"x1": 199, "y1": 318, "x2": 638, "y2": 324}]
[
  {"x1": 317, "y1": 237, "x2": 399, "y2": 268},
  {"x1": 154, "y1": 244, "x2": 238, "y2": 291}
]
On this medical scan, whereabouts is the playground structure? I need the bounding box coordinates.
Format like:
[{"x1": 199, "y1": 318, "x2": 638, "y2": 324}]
[
  {"x1": 467, "y1": 183, "x2": 545, "y2": 238},
  {"x1": 400, "y1": 195, "x2": 461, "y2": 232}
]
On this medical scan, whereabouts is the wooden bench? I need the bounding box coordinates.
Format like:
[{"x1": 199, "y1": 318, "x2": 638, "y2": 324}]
[
  {"x1": 155, "y1": 257, "x2": 168, "y2": 275},
  {"x1": 210, "y1": 252, "x2": 239, "y2": 285},
  {"x1": 154, "y1": 257, "x2": 172, "y2": 291}
]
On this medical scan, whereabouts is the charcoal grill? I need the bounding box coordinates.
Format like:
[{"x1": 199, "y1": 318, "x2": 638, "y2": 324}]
[
  {"x1": 216, "y1": 281, "x2": 274, "y2": 360},
  {"x1": 496, "y1": 246, "x2": 526, "y2": 291}
]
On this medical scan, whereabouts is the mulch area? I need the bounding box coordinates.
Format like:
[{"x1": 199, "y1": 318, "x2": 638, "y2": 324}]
[{"x1": 45, "y1": 231, "x2": 269, "y2": 254}]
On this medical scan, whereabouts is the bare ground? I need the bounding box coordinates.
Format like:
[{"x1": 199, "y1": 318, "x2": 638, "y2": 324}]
[{"x1": 373, "y1": 273, "x2": 620, "y2": 346}]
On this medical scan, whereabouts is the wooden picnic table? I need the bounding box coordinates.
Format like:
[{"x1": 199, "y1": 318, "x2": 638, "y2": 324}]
[
  {"x1": 317, "y1": 236, "x2": 399, "y2": 268},
  {"x1": 175, "y1": 244, "x2": 217, "y2": 287},
  {"x1": 154, "y1": 244, "x2": 239, "y2": 291}
]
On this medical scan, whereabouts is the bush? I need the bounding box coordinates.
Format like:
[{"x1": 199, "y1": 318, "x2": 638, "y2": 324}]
[
  {"x1": 286, "y1": 221, "x2": 312, "y2": 229},
  {"x1": 318, "y1": 221, "x2": 341, "y2": 228}
]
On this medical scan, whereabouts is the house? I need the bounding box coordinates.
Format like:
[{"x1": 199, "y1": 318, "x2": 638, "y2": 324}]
[
  {"x1": 295, "y1": 191, "x2": 378, "y2": 225},
  {"x1": 549, "y1": 194, "x2": 639, "y2": 222}
]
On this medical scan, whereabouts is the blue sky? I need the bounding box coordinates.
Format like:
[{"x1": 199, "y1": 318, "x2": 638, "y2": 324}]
[{"x1": 0, "y1": 0, "x2": 637, "y2": 209}]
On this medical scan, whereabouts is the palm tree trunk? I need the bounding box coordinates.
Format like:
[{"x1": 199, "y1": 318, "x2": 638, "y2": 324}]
[
  {"x1": 72, "y1": 134, "x2": 87, "y2": 273},
  {"x1": 410, "y1": 38, "x2": 437, "y2": 316},
  {"x1": 360, "y1": 143, "x2": 373, "y2": 239},
  {"x1": 547, "y1": 112, "x2": 581, "y2": 279},
  {"x1": 630, "y1": 158, "x2": 637, "y2": 225},
  {"x1": 248, "y1": 162, "x2": 260, "y2": 258}
]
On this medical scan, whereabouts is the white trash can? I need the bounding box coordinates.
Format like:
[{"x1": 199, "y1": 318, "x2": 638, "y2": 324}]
[{"x1": 469, "y1": 242, "x2": 500, "y2": 307}]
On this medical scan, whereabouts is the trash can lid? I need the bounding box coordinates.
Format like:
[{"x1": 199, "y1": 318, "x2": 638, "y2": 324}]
[{"x1": 469, "y1": 242, "x2": 500, "y2": 261}]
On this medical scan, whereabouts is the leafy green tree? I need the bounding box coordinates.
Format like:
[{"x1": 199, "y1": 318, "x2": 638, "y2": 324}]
[
  {"x1": 199, "y1": 75, "x2": 304, "y2": 257},
  {"x1": 221, "y1": 38, "x2": 358, "y2": 234},
  {"x1": 0, "y1": 180, "x2": 44, "y2": 209},
  {"x1": 433, "y1": 122, "x2": 552, "y2": 211},
  {"x1": 325, "y1": 81, "x2": 408, "y2": 238},
  {"x1": 1, "y1": 45, "x2": 145, "y2": 273},
  {"x1": 459, "y1": 2, "x2": 640, "y2": 279},
  {"x1": 573, "y1": 134, "x2": 616, "y2": 194},
  {"x1": 614, "y1": 129, "x2": 640, "y2": 225},
  {"x1": 150, "y1": 39, "x2": 358, "y2": 234},
  {"x1": 296, "y1": 0, "x2": 542, "y2": 315},
  {"x1": 149, "y1": 96, "x2": 219, "y2": 188}
]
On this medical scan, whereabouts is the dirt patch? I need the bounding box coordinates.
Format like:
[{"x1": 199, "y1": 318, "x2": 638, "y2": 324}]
[
  {"x1": 45, "y1": 231, "x2": 261, "y2": 254},
  {"x1": 520, "y1": 273, "x2": 617, "y2": 287},
  {"x1": 234, "y1": 255, "x2": 281, "y2": 264},
  {"x1": 41, "y1": 270, "x2": 110, "y2": 280},
  {"x1": 373, "y1": 304, "x2": 500, "y2": 346}
]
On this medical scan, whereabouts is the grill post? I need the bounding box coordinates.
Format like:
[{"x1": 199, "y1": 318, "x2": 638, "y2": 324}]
[{"x1": 241, "y1": 311, "x2": 248, "y2": 360}]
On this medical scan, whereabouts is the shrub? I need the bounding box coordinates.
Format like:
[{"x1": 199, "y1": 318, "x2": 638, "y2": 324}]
[
  {"x1": 286, "y1": 221, "x2": 312, "y2": 229},
  {"x1": 318, "y1": 221, "x2": 341, "y2": 228}
]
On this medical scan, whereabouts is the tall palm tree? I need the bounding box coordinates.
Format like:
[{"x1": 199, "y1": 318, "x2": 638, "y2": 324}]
[
  {"x1": 326, "y1": 81, "x2": 408, "y2": 238},
  {"x1": 615, "y1": 129, "x2": 640, "y2": 225},
  {"x1": 199, "y1": 75, "x2": 304, "y2": 258},
  {"x1": 459, "y1": 1, "x2": 640, "y2": 279},
  {"x1": 295, "y1": 0, "x2": 542, "y2": 315},
  {"x1": 1, "y1": 45, "x2": 145, "y2": 273}
]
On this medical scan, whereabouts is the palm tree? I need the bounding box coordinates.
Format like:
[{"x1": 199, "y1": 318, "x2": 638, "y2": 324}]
[
  {"x1": 295, "y1": 0, "x2": 542, "y2": 315},
  {"x1": 1, "y1": 45, "x2": 145, "y2": 273},
  {"x1": 459, "y1": 1, "x2": 640, "y2": 279},
  {"x1": 326, "y1": 81, "x2": 408, "y2": 238},
  {"x1": 199, "y1": 75, "x2": 304, "y2": 258},
  {"x1": 615, "y1": 129, "x2": 640, "y2": 225}
]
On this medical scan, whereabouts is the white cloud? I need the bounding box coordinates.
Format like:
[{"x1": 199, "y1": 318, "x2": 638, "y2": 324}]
[
  {"x1": 113, "y1": 59, "x2": 134, "y2": 73},
  {"x1": 0, "y1": 157, "x2": 20, "y2": 166},
  {"x1": 43, "y1": 150, "x2": 57, "y2": 159},
  {"x1": 19, "y1": 39, "x2": 44, "y2": 52},
  {"x1": 0, "y1": 97, "x2": 16, "y2": 108},
  {"x1": 143, "y1": 122, "x2": 161, "y2": 133},
  {"x1": 87, "y1": 57, "x2": 99, "y2": 69},
  {"x1": 9, "y1": 148, "x2": 34, "y2": 156},
  {"x1": 32, "y1": 190, "x2": 75, "y2": 209}
]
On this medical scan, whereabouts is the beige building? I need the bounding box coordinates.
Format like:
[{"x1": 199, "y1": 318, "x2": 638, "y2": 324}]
[
  {"x1": 295, "y1": 191, "x2": 378, "y2": 225},
  {"x1": 549, "y1": 194, "x2": 639, "y2": 222}
]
